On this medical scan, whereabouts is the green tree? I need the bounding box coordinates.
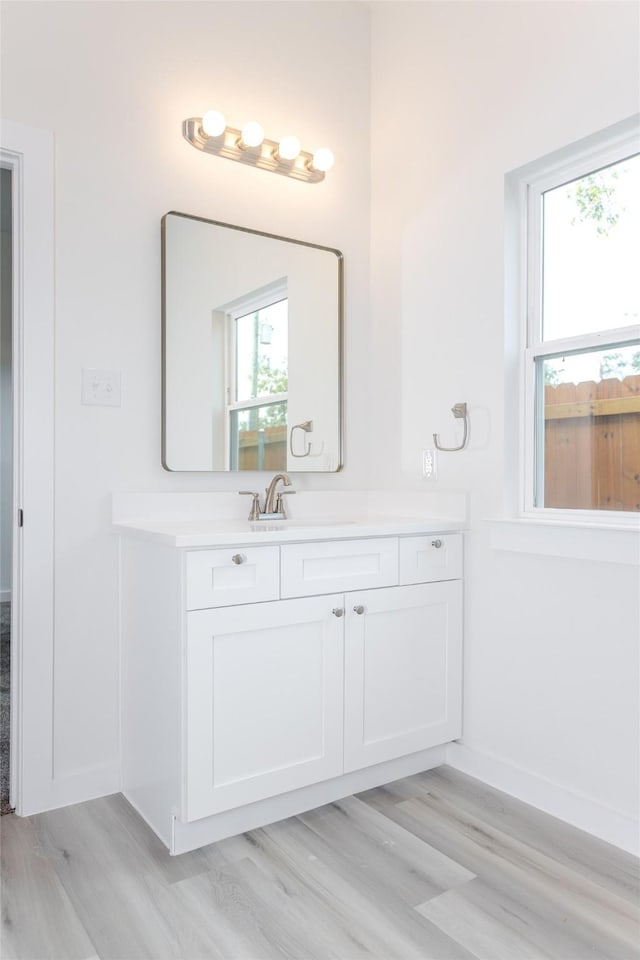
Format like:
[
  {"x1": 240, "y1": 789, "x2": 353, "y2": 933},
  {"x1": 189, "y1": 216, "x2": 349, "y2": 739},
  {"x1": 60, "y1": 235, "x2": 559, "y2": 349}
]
[
  {"x1": 567, "y1": 168, "x2": 623, "y2": 236},
  {"x1": 544, "y1": 364, "x2": 561, "y2": 386},
  {"x1": 257, "y1": 357, "x2": 288, "y2": 425},
  {"x1": 599, "y1": 350, "x2": 640, "y2": 379}
]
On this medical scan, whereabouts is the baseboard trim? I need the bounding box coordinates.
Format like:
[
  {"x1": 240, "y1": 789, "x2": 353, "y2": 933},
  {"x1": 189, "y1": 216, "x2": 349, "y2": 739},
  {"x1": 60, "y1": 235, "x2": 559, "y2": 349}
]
[
  {"x1": 446, "y1": 742, "x2": 639, "y2": 857},
  {"x1": 0, "y1": 590, "x2": 11, "y2": 603},
  {"x1": 17, "y1": 761, "x2": 121, "y2": 818}
]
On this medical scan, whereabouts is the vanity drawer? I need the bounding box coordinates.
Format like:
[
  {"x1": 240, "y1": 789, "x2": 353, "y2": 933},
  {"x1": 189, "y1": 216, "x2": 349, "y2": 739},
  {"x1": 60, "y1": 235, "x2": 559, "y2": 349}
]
[
  {"x1": 399, "y1": 534, "x2": 462, "y2": 584},
  {"x1": 186, "y1": 547, "x2": 279, "y2": 610},
  {"x1": 281, "y1": 538, "x2": 398, "y2": 598}
]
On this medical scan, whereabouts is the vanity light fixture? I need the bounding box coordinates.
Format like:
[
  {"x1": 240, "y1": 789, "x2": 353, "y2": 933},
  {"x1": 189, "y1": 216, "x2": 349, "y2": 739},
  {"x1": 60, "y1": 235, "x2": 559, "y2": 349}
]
[
  {"x1": 183, "y1": 112, "x2": 334, "y2": 183},
  {"x1": 275, "y1": 135, "x2": 301, "y2": 162},
  {"x1": 201, "y1": 110, "x2": 226, "y2": 137},
  {"x1": 238, "y1": 121, "x2": 265, "y2": 150}
]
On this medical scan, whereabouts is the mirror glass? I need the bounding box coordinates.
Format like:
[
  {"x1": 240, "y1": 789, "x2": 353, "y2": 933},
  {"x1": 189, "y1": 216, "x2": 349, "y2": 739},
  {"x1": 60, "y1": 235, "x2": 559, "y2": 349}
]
[{"x1": 162, "y1": 212, "x2": 343, "y2": 472}]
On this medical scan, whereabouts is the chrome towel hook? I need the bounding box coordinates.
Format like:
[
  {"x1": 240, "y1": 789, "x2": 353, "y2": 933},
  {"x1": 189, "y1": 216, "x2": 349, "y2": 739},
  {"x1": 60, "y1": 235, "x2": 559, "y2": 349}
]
[
  {"x1": 433, "y1": 402, "x2": 469, "y2": 452},
  {"x1": 290, "y1": 420, "x2": 313, "y2": 457},
  {"x1": 290, "y1": 420, "x2": 324, "y2": 458}
]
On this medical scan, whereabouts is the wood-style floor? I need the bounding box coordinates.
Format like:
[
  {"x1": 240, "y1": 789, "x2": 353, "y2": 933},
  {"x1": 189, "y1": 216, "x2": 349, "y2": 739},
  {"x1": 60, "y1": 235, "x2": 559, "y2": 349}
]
[{"x1": 1, "y1": 766, "x2": 639, "y2": 960}]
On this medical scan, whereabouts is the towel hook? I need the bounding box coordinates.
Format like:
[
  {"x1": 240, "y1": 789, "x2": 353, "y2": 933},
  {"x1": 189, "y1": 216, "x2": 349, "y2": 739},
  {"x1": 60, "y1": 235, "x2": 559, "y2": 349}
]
[
  {"x1": 289, "y1": 420, "x2": 324, "y2": 460},
  {"x1": 289, "y1": 420, "x2": 324, "y2": 458},
  {"x1": 433, "y1": 402, "x2": 469, "y2": 452},
  {"x1": 290, "y1": 420, "x2": 313, "y2": 457}
]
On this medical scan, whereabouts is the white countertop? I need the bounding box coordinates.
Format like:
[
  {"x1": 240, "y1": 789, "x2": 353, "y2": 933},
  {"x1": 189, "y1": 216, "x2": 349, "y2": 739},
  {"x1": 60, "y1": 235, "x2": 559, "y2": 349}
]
[{"x1": 112, "y1": 515, "x2": 465, "y2": 548}]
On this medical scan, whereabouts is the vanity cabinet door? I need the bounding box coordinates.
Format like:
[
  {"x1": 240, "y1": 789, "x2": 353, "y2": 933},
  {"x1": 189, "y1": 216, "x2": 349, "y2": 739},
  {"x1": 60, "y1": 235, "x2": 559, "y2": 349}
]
[
  {"x1": 344, "y1": 582, "x2": 462, "y2": 773},
  {"x1": 186, "y1": 595, "x2": 344, "y2": 820}
]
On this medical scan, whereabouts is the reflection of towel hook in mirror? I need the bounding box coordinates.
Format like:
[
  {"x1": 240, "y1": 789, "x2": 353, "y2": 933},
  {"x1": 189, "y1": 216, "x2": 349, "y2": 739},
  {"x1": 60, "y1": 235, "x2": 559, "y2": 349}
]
[
  {"x1": 290, "y1": 420, "x2": 324, "y2": 458},
  {"x1": 433, "y1": 402, "x2": 469, "y2": 452}
]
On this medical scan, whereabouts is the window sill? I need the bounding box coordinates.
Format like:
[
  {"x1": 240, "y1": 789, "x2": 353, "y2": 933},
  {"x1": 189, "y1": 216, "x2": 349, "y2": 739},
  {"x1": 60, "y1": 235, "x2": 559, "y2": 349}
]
[{"x1": 487, "y1": 517, "x2": 640, "y2": 565}]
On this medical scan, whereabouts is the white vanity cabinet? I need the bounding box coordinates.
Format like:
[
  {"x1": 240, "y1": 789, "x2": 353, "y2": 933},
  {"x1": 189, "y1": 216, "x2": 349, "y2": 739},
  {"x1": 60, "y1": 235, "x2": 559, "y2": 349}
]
[
  {"x1": 186, "y1": 595, "x2": 344, "y2": 820},
  {"x1": 119, "y1": 525, "x2": 463, "y2": 854}
]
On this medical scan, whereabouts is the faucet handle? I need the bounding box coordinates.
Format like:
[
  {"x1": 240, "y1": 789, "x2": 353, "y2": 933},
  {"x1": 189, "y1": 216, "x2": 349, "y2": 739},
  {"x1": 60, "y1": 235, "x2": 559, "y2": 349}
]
[
  {"x1": 275, "y1": 489, "x2": 296, "y2": 519},
  {"x1": 239, "y1": 491, "x2": 261, "y2": 521}
]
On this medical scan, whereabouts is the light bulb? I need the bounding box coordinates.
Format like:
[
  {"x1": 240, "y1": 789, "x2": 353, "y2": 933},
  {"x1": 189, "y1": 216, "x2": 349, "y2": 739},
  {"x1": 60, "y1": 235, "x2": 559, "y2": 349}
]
[
  {"x1": 277, "y1": 135, "x2": 301, "y2": 161},
  {"x1": 239, "y1": 121, "x2": 265, "y2": 149},
  {"x1": 311, "y1": 147, "x2": 334, "y2": 173},
  {"x1": 201, "y1": 110, "x2": 226, "y2": 138}
]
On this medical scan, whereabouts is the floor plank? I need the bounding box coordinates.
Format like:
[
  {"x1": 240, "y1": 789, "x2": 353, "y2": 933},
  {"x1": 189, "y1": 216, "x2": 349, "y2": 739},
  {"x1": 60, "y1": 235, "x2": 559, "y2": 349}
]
[
  {"x1": 33, "y1": 799, "x2": 189, "y2": 959},
  {"x1": 417, "y1": 767, "x2": 640, "y2": 905},
  {"x1": 171, "y1": 853, "x2": 369, "y2": 960},
  {"x1": 299, "y1": 795, "x2": 475, "y2": 905},
  {"x1": 417, "y1": 886, "x2": 553, "y2": 960},
  {"x1": 425, "y1": 875, "x2": 612, "y2": 960},
  {"x1": 360, "y1": 788, "x2": 639, "y2": 960},
  {"x1": 399, "y1": 793, "x2": 639, "y2": 950},
  {"x1": 0, "y1": 814, "x2": 97, "y2": 960},
  {"x1": 2, "y1": 766, "x2": 638, "y2": 960},
  {"x1": 251, "y1": 816, "x2": 477, "y2": 959}
]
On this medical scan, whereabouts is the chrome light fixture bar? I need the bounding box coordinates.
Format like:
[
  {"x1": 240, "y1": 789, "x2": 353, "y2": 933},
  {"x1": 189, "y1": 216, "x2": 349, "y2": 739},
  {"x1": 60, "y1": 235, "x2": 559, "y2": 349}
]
[{"x1": 183, "y1": 115, "x2": 334, "y2": 184}]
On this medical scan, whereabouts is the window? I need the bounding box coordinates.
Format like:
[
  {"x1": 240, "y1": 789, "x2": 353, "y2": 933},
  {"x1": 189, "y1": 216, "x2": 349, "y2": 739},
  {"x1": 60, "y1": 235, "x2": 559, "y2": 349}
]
[
  {"x1": 225, "y1": 280, "x2": 288, "y2": 470},
  {"x1": 515, "y1": 121, "x2": 640, "y2": 519}
]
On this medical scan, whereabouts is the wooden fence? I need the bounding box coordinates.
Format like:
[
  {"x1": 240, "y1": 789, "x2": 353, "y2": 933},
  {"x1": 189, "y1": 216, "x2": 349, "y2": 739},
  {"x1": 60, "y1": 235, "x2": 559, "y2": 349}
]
[
  {"x1": 544, "y1": 374, "x2": 640, "y2": 512},
  {"x1": 237, "y1": 425, "x2": 287, "y2": 471}
]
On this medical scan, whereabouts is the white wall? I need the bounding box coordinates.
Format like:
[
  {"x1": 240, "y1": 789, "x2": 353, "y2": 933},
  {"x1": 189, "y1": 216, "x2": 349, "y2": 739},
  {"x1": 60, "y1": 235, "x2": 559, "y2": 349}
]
[
  {"x1": 0, "y1": 1, "x2": 371, "y2": 799},
  {"x1": 370, "y1": 1, "x2": 640, "y2": 851},
  {"x1": 2, "y1": 0, "x2": 638, "y2": 851}
]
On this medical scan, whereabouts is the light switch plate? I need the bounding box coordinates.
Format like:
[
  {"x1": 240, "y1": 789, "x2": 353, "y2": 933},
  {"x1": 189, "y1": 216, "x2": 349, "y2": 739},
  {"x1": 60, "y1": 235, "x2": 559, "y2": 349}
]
[{"x1": 82, "y1": 368, "x2": 121, "y2": 406}]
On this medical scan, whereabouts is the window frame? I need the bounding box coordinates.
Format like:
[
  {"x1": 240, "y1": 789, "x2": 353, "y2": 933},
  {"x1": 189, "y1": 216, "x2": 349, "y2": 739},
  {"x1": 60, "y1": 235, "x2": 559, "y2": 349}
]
[
  {"x1": 509, "y1": 118, "x2": 640, "y2": 525},
  {"x1": 222, "y1": 278, "x2": 289, "y2": 469}
]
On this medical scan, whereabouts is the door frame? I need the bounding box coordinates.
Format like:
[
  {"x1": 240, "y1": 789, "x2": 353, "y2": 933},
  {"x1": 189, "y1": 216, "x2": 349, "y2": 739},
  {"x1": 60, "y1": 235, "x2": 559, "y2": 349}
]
[{"x1": 1, "y1": 119, "x2": 54, "y2": 815}]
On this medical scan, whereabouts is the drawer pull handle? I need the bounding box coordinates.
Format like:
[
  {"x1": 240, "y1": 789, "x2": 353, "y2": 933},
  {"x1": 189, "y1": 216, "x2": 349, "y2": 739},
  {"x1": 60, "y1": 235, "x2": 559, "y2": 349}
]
[
  {"x1": 353, "y1": 605, "x2": 365, "y2": 615},
  {"x1": 231, "y1": 553, "x2": 246, "y2": 565},
  {"x1": 431, "y1": 539, "x2": 443, "y2": 549},
  {"x1": 332, "y1": 608, "x2": 344, "y2": 618}
]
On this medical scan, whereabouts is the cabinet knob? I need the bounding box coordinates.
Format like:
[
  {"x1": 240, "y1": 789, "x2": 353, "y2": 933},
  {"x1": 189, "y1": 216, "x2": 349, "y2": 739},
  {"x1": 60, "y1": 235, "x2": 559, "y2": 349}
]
[
  {"x1": 353, "y1": 605, "x2": 365, "y2": 615},
  {"x1": 231, "y1": 553, "x2": 246, "y2": 565},
  {"x1": 332, "y1": 608, "x2": 344, "y2": 618},
  {"x1": 431, "y1": 539, "x2": 443, "y2": 549}
]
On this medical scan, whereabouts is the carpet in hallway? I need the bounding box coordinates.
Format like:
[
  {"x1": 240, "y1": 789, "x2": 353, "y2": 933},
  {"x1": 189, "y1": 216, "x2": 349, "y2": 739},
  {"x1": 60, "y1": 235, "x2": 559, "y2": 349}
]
[{"x1": 1, "y1": 601, "x2": 12, "y2": 814}]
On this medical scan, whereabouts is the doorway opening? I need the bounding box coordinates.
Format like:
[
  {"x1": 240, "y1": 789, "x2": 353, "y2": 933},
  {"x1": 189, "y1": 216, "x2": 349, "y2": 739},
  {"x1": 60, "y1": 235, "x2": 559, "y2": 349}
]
[
  {"x1": 1, "y1": 120, "x2": 54, "y2": 818},
  {"x1": 0, "y1": 165, "x2": 13, "y2": 814}
]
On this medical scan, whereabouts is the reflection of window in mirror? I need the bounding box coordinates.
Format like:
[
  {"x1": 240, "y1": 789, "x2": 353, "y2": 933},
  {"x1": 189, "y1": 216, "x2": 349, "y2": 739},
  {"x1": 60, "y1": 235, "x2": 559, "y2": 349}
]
[{"x1": 223, "y1": 278, "x2": 288, "y2": 470}]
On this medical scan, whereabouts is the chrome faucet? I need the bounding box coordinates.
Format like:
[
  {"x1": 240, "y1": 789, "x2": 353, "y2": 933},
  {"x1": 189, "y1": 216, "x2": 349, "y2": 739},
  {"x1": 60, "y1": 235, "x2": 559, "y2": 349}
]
[
  {"x1": 264, "y1": 473, "x2": 293, "y2": 515},
  {"x1": 239, "y1": 473, "x2": 295, "y2": 521}
]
